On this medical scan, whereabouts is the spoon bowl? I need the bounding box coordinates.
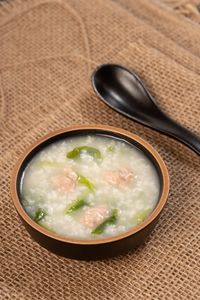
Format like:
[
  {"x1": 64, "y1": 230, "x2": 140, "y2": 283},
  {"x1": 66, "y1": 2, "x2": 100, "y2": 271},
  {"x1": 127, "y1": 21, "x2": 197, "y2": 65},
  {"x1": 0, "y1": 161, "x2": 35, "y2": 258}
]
[{"x1": 92, "y1": 64, "x2": 200, "y2": 155}]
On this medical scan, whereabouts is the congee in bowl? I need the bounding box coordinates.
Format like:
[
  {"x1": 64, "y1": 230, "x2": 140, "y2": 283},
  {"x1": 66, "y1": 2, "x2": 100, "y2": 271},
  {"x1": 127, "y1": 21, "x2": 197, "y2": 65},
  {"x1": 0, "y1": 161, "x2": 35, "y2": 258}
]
[
  {"x1": 12, "y1": 125, "x2": 169, "y2": 259},
  {"x1": 21, "y1": 134, "x2": 160, "y2": 239}
]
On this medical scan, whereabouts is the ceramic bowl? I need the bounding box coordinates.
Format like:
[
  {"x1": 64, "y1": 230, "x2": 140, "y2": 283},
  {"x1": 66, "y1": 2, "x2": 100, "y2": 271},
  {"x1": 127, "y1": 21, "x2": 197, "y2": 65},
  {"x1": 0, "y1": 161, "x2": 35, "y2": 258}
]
[{"x1": 11, "y1": 125, "x2": 169, "y2": 260}]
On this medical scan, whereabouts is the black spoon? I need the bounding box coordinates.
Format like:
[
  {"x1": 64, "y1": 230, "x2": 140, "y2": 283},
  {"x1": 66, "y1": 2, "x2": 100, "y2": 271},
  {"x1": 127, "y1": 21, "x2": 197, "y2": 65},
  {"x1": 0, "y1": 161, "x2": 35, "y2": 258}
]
[{"x1": 91, "y1": 64, "x2": 200, "y2": 155}]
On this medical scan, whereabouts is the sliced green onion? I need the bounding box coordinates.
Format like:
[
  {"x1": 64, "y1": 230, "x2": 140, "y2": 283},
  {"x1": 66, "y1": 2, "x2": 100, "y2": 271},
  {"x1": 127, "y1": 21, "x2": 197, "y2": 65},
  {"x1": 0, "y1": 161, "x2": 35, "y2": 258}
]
[
  {"x1": 34, "y1": 208, "x2": 46, "y2": 223},
  {"x1": 132, "y1": 208, "x2": 151, "y2": 225},
  {"x1": 65, "y1": 196, "x2": 88, "y2": 214},
  {"x1": 78, "y1": 175, "x2": 94, "y2": 191},
  {"x1": 92, "y1": 209, "x2": 118, "y2": 235},
  {"x1": 67, "y1": 146, "x2": 101, "y2": 160},
  {"x1": 107, "y1": 145, "x2": 115, "y2": 153}
]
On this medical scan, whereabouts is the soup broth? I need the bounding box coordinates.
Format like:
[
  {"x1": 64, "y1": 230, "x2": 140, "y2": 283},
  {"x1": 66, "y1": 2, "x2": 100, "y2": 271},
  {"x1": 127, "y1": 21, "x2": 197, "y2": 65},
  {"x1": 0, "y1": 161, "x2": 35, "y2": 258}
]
[{"x1": 21, "y1": 135, "x2": 160, "y2": 239}]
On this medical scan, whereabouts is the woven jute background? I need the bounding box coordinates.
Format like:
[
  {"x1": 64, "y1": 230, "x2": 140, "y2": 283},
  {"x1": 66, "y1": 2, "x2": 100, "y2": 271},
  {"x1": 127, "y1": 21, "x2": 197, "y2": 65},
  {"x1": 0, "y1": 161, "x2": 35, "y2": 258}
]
[{"x1": 0, "y1": 0, "x2": 199, "y2": 299}]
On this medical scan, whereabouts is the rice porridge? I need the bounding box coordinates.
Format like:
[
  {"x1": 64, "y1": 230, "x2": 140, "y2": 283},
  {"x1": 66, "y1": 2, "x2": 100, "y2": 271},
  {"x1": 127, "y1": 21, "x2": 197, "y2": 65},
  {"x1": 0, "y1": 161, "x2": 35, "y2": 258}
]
[{"x1": 20, "y1": 135, "x2": 160, "y2": 239}]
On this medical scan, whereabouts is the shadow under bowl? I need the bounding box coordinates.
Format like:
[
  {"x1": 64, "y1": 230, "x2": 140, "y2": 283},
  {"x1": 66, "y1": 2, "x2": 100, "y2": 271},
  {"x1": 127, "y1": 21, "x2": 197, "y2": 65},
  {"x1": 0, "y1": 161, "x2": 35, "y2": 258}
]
[{"x1": 11, "y1": 125, "x2": 169, "y2": 260}]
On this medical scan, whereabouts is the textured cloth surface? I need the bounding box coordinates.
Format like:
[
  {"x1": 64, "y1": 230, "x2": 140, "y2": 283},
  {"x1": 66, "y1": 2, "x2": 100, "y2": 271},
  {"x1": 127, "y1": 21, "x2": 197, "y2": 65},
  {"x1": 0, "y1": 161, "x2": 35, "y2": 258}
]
[
  {"x1": 0, "y1": 0, "x2": 200, "y2": 299},
  {"x1": 159, "y1": 0, "x2": 200, "y2": 22}
]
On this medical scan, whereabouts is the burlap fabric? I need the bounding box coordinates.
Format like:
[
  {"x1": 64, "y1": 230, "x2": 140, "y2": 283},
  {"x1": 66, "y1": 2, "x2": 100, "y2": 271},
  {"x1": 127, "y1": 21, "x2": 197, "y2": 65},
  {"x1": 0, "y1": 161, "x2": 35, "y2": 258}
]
[{"x1": 0, "y1": 0, "x2": 199, "y2": 299}]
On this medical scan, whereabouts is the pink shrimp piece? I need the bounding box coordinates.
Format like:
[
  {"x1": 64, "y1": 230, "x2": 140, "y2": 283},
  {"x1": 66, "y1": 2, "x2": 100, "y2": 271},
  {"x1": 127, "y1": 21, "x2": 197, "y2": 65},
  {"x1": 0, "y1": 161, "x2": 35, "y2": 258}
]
[
  {"x1": 80, "y1": 205, "x2": 109, "y2": 228},
  {"x1": 51, "y1": 167, "x2": 77, "y2": 192},
  {"x1": 105, "y1": 167, "x2": 134, "y2": 188}
]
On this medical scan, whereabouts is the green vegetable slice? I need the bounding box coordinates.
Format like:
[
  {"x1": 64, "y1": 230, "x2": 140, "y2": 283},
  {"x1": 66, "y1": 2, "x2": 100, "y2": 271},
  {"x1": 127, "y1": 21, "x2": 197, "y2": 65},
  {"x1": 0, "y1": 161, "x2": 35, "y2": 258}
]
[
  {"x1": 78, "y1": 175, "x2": 94, "y2": 191},
  {"x1": 107, "y1": 145, "x2": 115, "y2": 153},
  {"x1": 67, "y1": 146, "x2": 101, "y2": 160},
  {"x1": 34, "y1": 208, "x2": 46, "y2": 223},
  {"x1": 133, "y1": 208, "x2": 151, "y2": 225},
  {"x1": 65, "y1": 196, "x2": 88, "y2": 214},
  {"x1": 92, "y1": 209, "x2": 118, "y2": 235}
]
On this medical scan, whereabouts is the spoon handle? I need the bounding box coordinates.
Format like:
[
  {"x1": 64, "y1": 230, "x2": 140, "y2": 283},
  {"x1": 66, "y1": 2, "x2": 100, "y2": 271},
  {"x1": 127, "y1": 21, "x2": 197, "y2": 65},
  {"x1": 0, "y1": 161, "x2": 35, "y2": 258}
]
[{"x1": 158, "y1": 114, "x2": 200, "y2": 155}]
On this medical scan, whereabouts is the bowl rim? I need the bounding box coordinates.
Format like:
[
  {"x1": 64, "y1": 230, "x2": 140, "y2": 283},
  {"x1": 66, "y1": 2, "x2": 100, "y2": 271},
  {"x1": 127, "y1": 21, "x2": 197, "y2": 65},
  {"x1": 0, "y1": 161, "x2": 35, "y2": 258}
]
[{"x1": 11, "y1": 124, "x2": 170, "y2": 245}]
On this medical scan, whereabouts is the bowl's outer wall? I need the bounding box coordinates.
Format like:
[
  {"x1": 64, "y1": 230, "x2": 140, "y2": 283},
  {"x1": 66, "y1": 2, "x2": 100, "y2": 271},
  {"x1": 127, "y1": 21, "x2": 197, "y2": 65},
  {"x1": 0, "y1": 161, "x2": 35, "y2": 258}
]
[{"x1": 19, "y1": 212, "x2": 159, "y2": 260}]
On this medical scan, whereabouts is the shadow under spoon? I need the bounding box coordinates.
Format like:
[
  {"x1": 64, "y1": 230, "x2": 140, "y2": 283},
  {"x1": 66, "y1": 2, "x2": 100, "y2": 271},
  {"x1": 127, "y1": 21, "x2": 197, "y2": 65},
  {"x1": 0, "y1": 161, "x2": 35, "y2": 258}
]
[{"x1": 91, "y1": 64, "x2": 200, "y2": 156}]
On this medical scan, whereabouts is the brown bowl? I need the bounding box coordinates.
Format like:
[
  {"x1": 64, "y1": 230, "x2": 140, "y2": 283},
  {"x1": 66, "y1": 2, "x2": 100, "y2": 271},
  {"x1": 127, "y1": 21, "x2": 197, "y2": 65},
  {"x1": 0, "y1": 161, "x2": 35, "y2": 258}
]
[{"x1": 11, "y1": 125, "x2": 169, "y2": 260}]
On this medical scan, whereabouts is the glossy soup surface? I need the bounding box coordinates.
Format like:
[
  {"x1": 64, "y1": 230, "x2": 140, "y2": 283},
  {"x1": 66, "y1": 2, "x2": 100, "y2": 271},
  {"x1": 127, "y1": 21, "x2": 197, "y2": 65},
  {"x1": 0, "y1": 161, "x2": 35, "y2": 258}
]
[{"x1": 21, "y1": 135, "x2": 160, "y2": 239}]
